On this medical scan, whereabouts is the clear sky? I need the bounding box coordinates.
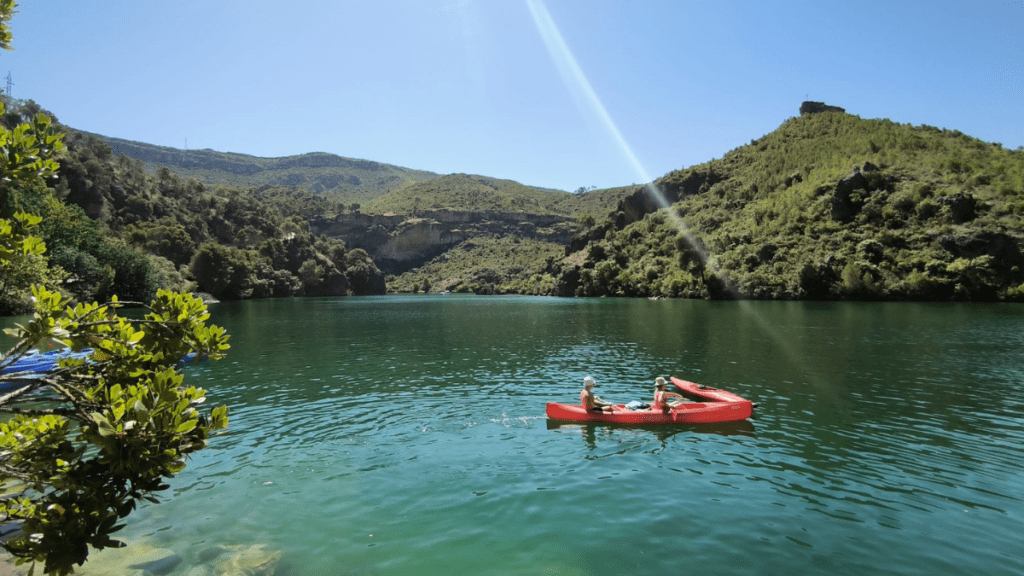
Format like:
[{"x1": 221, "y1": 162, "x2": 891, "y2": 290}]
[{"x1": 4, "y1": 0, "x2": 1022, "y2": 192}]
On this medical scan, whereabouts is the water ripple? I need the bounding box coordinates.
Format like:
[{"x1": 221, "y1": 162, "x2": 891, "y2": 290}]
[{"x1": 62, "y1": 298, "x2": 1024, "y2": 576}]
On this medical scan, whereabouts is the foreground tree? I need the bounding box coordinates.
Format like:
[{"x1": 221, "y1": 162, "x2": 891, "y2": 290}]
[
  {"x1": 0, "y1": 6, "x2": 230, "y2": 572},
  {"x1": 0, "y1": 150, "x2": 229, "y2": 575},
  {"x1": 0, "y1": 280, "x2": 229, "y2": 575},
  {"x1": 0, "y1": 169, "x2": 230, "y2": 576}
]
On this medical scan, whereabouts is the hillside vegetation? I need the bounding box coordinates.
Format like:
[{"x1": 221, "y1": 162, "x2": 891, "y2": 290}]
[
  {"x1": 387, "y1": 236, "x2": 565, "y2": 295},
  {"x1": 7, "y1": 95, "x2": 1022, "y2": 307},
  {"x1": 89, "y1": 133, "x2": 629, "y2": 221},
  {"x1": 85, "y1": 132, "x2": 630, "y2": 286},
  {"x1": 359, "y1": 172, "x2": 630, "y2": 219},
  {"x1": 547, "y1": 185, "x2": 637, "y2": 219},
  {"x1": 360, "y1": 173, "x2": 628, "y2": 219},
  {"x1": 1, "y1": 99, "x2": 633, "y2": 312},
  {"x1": 536, "y1": 110, "x2": 1024, "y2": 301},
  {"x1": 0, "y1": 100, "x2": 387, "y2": 314},
  {"x1": 363, "y1": 173, "x2": 566, "y2": 215}
]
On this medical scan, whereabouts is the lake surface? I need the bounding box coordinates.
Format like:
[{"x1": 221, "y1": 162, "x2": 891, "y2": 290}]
[{"x1": 7, "y1": 296, "x2": 1024, "y2": 575}]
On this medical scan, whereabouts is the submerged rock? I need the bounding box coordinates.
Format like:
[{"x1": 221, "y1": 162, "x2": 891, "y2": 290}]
[
  {"x1": 74, "y1": 542, "x2": 178, "y2": 576},
  {"x1": 195, "y1": 546, "x2": 229, "y2": 564},
  {"x1": 0, "y1": 554, "x2": 30, "y2": 575},
  {"x1": 210, "y1": 544, "x2": 282, "y2": 576},
  {"x1": 129, "y1": 553, "x2": 183, "y2": 573},
  {"x1": 128, "y1": 554, "x2": 182, "y2": 575}
]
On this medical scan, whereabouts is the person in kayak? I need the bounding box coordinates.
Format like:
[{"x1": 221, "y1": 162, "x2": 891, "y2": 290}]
[
  {"x1": 654, "y1": 377, "x2": 682, "y2": 412},
  {"x1": 581, "y1": 376, "x2": 615, "y2": 413}
]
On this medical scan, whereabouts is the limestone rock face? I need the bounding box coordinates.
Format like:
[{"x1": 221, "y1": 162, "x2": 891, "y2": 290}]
[
  {"x1": 939, "y1": 231, "x2": 1024, "y2": 273},
  {"x1": 937, "y1": 192, "x2": 977, "y2": 223},
  {"x1": 829, "y1": 170, "x2": 870, "y2": 221},
  {"x1": 828, "y1": 165, "x2": 896, "y2": 222},
  {"x1": 309, "y1": 210, "x2": 575, "y2": 274}
]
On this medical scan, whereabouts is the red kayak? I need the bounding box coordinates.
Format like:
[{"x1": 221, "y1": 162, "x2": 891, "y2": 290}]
[{"x1": 545, "y1": 377, "x2": 753, "y2": 424}]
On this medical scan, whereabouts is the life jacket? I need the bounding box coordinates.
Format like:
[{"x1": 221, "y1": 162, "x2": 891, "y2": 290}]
[{"x1": 580, "y1": 389, "x2": 591, "y2": 409}]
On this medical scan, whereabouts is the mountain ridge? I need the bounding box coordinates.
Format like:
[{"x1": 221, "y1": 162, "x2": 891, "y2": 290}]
[
  {"x1": 80, "y1": 131, "x2": 444, "y2": 206},
  {"x1": 13, "y1": 97, "x2": 1023, "y2": 303}
]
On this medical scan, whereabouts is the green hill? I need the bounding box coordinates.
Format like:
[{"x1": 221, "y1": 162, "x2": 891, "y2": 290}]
[
  {"x1": 50, "y1": 117, "x2": 633, "y2": 295},
  {"x1": 12, "y1": 95, "x2": 1021, "y2": 304},
  {"x1": 15, "y1": 103, "x2": 630, "y2": 302},
  {"x1": 308, "y1": 175, "x2": 628, "y2": 277},
  {"x1": 361, "y1": 173, "x2": 625, "y2": 218},
  {"x1": 362, "y1": 173, "x2": 562, "y2": 215},
  {"x1": 83, "y1": 132, "x2": 631, "y2": 221},
  {"x1": 86, "y1": 132, "x2": 442, "y2": 206},
  {"x1": 540, "y1": 106, "x2": 1024, "y2": 301}
]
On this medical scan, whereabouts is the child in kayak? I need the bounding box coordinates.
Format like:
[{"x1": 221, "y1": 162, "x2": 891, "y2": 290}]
[
  {"x1": 581, "y1": 376, "x2": 615, "y2": 413},
  {"x1": 654, "y1": 377, "x2": 682, "y2": 412}
]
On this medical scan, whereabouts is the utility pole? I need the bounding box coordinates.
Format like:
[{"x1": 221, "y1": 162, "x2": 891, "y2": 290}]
[{"x1": 4, "y1": 72, "x2": 12, "y2": 99}]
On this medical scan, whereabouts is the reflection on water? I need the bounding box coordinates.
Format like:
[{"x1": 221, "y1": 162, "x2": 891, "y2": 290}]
[{"x1": 2, "y1": 297, "x2": 1022, "y2": 576}]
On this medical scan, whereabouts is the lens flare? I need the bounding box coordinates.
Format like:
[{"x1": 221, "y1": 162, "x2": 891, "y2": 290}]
[
  {"x1": 526, "y1": 0, "x2": 818, "y2": 385},
  {"x1": 524, "y1": 0, "x2": 709, "y2": 277}
]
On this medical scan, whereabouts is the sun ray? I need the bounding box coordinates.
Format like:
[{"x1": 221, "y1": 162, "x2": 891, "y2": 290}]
[
  {"x1": 525, "y1": 0, "x2": 714, "y2": 280},
  {"x1": 525, "y1": 0, "x2": 823, "y2": 387}
]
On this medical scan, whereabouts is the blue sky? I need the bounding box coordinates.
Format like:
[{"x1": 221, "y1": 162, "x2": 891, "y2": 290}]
[{"x1": 4, "y1": 0, "x2": 1022, "y2": 191}]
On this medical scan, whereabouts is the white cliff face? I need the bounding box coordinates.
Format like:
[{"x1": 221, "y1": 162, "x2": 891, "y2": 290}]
[
  {"x1": 378, "y1": 219, "x2": 464, "y2": 261},
  {"x1": 309, "y1": 211, "x2": 575, "y2": 274}
]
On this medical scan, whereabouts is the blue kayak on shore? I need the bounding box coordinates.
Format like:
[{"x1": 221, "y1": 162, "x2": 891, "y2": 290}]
[
  {"x1": 1, "y1": 348, "x2": 95, "y2": 376},
  {"x1": 1, "y1": 348, "x2": 205, "y2": 392}
]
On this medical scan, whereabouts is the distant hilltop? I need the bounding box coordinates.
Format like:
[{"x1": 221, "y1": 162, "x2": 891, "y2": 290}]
[
  {"x1": 800, "y1": 101, "x2": 846, "y2": 115},
  {"x1": 74, "y1": 130, "x2": 442, "y2": 204}
]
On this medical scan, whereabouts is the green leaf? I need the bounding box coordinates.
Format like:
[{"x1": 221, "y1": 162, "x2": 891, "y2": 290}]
[
  {"x1": 91, "y1": 413, "x2": 116, "y2": 438},
  {"x1": 175, "y1": 420, "x2": 197, "y2": 434},
  {"x1": 134, "y1": 400, "x2": 151, "y2": 424}
]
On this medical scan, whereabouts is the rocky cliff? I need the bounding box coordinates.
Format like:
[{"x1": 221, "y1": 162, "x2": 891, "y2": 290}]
[
  {"x1": 799, "y1": 101, "x2": 846, "y2": 115},
  {"x1": 310, "y1": 210, "x2": 576, "y2": 274}
]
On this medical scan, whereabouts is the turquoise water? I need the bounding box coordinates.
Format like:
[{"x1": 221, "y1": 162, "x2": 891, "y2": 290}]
[{"x1": 8, "y1": 296, "x2": 1024, "y2": 575}]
